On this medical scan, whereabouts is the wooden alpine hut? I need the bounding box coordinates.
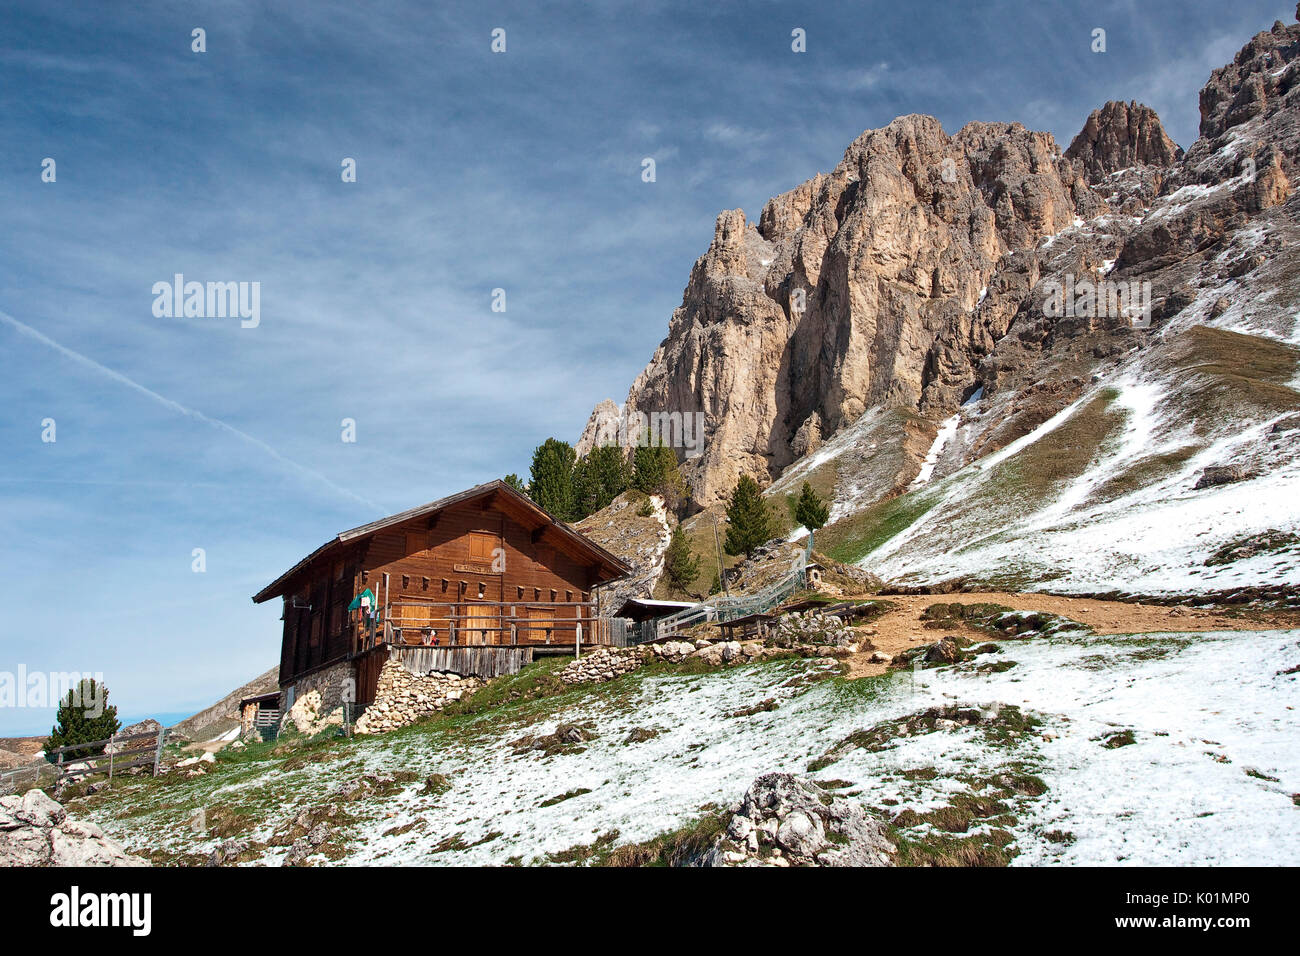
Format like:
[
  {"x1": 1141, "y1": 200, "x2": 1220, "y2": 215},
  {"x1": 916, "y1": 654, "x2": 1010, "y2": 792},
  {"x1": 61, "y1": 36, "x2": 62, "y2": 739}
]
[{"x1": 252, "y1": 480, "x2": 631, "y2": 713}]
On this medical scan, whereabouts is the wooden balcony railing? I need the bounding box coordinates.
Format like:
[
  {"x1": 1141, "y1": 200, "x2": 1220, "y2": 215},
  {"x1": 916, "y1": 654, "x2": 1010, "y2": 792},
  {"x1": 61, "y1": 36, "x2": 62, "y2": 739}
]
[{"x1": 352, "y1": 600, "x2": 607, "y2": 654}]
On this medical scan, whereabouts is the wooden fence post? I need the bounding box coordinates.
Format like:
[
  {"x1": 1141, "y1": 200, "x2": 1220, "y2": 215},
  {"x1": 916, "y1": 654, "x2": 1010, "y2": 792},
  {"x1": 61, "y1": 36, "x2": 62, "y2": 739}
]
[{"x1": 153, "y1": 728, "x2": 166, "y2": 776}]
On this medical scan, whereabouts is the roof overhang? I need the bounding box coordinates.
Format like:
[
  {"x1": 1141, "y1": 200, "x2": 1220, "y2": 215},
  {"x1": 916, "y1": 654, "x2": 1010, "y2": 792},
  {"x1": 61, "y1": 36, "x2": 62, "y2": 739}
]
[
  {"x1": 252, "y1": 480, "x2": 632, "y2": 604},
  {"x1": 239, "y1": 691, "x2": 281, "y2": 708}
]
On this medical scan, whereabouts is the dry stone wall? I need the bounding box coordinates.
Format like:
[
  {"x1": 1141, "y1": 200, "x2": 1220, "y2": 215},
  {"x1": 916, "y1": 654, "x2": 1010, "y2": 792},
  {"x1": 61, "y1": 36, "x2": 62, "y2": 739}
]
[
  {"x1": 287, "y1": 659, "x2": 354, "y2": 715},
  {"x1": 559, "y1": 647, "x2": 645, "y2": 684},
  {"x1": 354, "y1": 659, "x2": 483, "y2": 735}
]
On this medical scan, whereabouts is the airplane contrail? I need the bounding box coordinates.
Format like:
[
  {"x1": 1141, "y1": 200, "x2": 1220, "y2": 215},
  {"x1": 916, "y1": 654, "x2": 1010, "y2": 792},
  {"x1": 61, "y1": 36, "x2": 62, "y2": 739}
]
[{"x1": 0, "y1": 309, "x2": 383, "y2": 512}]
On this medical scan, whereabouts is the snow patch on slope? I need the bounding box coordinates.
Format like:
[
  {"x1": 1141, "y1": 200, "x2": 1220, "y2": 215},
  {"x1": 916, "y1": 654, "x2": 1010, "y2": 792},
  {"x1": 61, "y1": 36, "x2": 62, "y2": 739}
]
[
  {"x1": 909, "y1": 413, "x2": 960, "y2": 489},
  {"x1": 863, "y1": 368, "x2": 1300, "y2": 594}
]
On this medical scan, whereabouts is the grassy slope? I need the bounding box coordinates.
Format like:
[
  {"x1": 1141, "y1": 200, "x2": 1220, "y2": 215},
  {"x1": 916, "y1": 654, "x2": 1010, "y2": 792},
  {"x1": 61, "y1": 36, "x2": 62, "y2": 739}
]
[
  {"x1": 63, "y1": 616, "x2": 1300, "y2": 868},
  {"x1": 1165, "y1": 326, "x2": 1300, "y2": 429},
  {"x1": 68, "y1": 650, "x2": 1054, "y2": 867},
  {"x1": 658, "y1": 505, "x2": 741, "y2": 600},
  {"x1": 819, "y1": 390, "x2": 1126, "y2": 569}
]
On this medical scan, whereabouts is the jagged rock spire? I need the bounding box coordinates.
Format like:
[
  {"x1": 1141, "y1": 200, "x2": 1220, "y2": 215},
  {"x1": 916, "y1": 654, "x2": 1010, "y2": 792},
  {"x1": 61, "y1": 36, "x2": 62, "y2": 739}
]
[{"x1": 1064, "y1": 101, "x2": 1182, "y2": 183}]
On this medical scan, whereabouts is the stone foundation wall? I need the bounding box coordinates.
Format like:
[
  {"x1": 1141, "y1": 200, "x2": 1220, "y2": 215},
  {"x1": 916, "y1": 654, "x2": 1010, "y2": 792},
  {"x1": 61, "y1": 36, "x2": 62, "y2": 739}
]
[
  {"x1": 354, "y1": 658, "x2": 484, "y2": 735},
  {"x1": 286, "y1": 659, "x2": 355, "y2": 715}
]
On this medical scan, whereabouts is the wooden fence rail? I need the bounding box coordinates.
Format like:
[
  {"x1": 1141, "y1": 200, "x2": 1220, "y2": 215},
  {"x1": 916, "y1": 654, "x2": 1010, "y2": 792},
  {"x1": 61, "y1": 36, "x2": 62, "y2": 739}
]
[
  {"x1": 360, "y1": 600, "x2": 608, "y2": 651},
  {"x1": 47, "y1": 728, "x2": 167, "y2": 782}
]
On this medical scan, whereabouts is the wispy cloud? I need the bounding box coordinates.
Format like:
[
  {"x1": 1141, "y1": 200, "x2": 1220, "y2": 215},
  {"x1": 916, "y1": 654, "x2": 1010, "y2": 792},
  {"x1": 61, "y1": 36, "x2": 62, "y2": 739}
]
[{"x1": 0, "y1": 309, "x2": 380, "y2": 511}]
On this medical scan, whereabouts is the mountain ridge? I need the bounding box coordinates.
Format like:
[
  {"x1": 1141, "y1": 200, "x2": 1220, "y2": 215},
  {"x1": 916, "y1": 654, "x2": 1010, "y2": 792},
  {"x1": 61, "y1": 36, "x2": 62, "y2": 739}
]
[{"x1": 578, "y1": 10, "x2": 1300, "y2": 598}]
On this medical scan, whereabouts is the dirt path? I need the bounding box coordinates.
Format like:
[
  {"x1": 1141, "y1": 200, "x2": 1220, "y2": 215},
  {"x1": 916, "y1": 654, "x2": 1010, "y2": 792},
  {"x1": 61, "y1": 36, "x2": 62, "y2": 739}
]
[{"x1": 845, "y1": 591, "x2": 1300, "y2": 679}]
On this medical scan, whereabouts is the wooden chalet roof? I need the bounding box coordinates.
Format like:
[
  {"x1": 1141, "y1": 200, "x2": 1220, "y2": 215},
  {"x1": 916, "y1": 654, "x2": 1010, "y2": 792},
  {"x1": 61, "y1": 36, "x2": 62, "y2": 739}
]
[
  {"x1": 252, "y1": 479, "x2": 632, "y2": 604},
  {"x1": 614, "y1": 597, "x2": 698, "y2": 621}
]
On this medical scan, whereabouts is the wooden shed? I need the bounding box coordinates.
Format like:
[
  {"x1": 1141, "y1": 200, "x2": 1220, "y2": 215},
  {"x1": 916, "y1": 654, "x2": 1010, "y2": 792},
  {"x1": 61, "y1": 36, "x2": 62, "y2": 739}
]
[
  {"x1": 252, "y1": 480, "x2": 631, "y2": 709},
  {"x1": 614, "y1": 597, "x2": 698, "y2": 622}
]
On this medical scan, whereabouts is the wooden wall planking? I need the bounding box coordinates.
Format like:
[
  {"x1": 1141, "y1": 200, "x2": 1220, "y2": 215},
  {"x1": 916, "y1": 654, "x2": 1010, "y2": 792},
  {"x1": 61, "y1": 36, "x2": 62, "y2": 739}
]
[
  {"x1": 388, "y1": 645, "x2": 534, "y2": 680},
  {"x1": 278, "y1": 499, "x2": 606, "y2": 687}
]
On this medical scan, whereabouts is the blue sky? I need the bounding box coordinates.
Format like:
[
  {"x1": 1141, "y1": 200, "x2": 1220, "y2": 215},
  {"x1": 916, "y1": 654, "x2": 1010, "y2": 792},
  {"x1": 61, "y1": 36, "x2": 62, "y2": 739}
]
[{"x1": 0, "y1": 0, "x2": 1289, "y2": 735}]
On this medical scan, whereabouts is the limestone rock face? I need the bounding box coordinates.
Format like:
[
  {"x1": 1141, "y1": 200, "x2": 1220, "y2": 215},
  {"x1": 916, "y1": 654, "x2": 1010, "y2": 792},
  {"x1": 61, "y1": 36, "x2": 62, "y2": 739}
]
[
  {"x1": 591, "y1": 114, "x2": 1095, "y2": 505},
  {"x1": 1118, "y1": 16, "x2": 1299, "y2": 273},
  {"x1": 575, "y1": 398, "x2": 621, "y2": 456},
  {"x1": 0, "y1": 789, "x2": 147, "y2": 867},
  {"x1": 1199, "y1": 16, "x2": 1300, "y2": 141},
  {"x1": 579, "y1": 11, "x2": 1300, "y2": 520},
  {"x1": 1065, "y1": 100, "x2": 1183, "y2": 183},
  {"x1": 620, "y1": 208, "x2": 792, "y2": 506}
]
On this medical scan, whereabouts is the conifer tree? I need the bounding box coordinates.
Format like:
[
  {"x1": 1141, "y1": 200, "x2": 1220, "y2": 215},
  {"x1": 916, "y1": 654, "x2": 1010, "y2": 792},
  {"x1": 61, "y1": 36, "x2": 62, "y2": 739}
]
[
  {"x1": 572, "y1": 444, "x2": 631, "y2": 518},
  {"x1": 632, "y1": 434, "x2": 690, "y2": 514},
  {"x1": 527, "y1": 438, "x2": 576, "y2": 519},
  {"x1": 663, "y1": 525, "x2": 701, "y2": 592},
  {"x1": 724, "y1": 475, "x2": 775, "y2": 557},
  {"x1": 47, "y1": 679, "x2": 120, "y2": 762},
  {"x1": 794, "y1": 481, "x2": 830, "y2": 531}
]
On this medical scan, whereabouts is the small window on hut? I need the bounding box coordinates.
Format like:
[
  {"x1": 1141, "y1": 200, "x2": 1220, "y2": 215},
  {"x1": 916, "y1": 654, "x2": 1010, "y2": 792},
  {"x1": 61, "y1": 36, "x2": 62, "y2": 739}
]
[{"x1": 467, "y1": 531, "x2": 500, "y2": 565}]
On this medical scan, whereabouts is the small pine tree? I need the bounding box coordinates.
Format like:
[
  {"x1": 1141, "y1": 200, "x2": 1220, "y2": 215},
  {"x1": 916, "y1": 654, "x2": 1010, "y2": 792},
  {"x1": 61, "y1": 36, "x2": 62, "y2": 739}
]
[
  {"x1": 572, "y1": 444, "x2": 631, "y2": 518},
  {"x1": 528, "y1": 437, "x2": 577, "y2": 519},
  {"x1": 502, "y1": 473, "x2": 528, "y2": 494},
  {"x1": 663, "y1": 525, "x2": 701, "y2": 592},
  {"x1": 794, "y1": 481, "x2": 830, "y2": 531},
  {"x1": 47, "y1": 679, "x2": 120, "y2": 763},
  {"x1": 724, "y1": 475, "x2": 776, "y2": 557}
]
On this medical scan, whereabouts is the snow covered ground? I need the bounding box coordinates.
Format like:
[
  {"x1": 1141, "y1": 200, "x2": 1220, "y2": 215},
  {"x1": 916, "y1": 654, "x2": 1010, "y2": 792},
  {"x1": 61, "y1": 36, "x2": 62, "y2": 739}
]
[
  {"x1": 857, "y1": 347, "x2": 1300, "y2": 595},
  {"x1": 86, "y1": 628, "x2": 1300, "y2": 866}
]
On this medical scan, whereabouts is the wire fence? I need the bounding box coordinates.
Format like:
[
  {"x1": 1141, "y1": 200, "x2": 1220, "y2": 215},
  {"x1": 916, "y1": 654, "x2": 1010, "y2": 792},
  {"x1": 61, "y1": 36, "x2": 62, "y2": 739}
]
[{"x1": 0, "y1": 762, "x2": 51, "y2": 796}]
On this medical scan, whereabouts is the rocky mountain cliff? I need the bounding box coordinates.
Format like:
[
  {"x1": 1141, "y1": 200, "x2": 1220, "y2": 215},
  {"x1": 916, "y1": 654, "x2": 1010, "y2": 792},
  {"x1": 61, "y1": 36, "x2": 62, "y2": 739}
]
[
  {"x1": 581, "y1": 11, "x2": 1300, "y2": 597},
  {"x1": 586, "y1": 112, "x2": 1101, "y2": 504}
]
